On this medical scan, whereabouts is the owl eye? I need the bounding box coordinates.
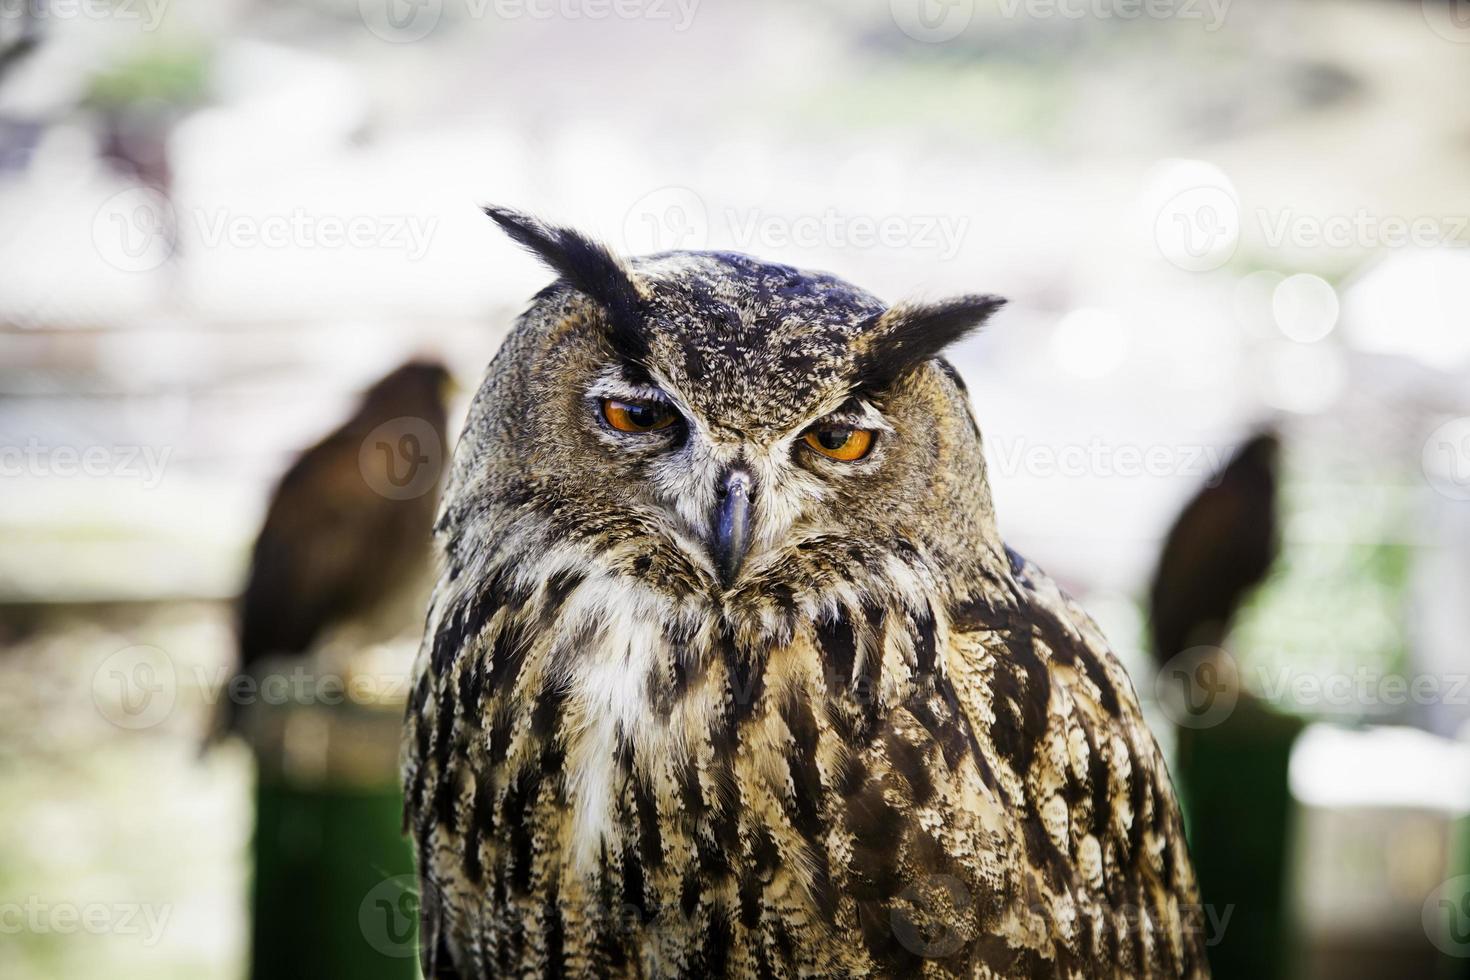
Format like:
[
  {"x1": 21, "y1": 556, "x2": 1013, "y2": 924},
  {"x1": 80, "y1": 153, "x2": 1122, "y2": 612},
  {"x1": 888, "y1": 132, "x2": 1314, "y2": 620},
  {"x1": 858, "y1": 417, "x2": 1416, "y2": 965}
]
[
  {"x1": 601, "y1": 397, "x2": 676, "y2": 433},
  {"x1": 803, "y1": 425, "x2": 875, "y2": 462}
]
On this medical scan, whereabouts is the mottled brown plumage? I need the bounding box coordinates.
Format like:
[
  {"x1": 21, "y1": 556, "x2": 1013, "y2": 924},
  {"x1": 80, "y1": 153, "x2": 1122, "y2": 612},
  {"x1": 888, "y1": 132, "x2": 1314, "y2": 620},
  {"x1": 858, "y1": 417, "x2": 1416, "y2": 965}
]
[{"x1": 402, "y1": 210, "x2": 1207, "y2": 978}]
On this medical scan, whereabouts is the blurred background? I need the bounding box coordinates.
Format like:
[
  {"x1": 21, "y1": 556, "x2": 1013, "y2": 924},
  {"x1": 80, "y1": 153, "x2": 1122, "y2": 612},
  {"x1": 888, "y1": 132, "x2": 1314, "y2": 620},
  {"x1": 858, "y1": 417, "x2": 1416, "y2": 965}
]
[{"x1": 2, "y1": 0, "x2": 1469, "y2": 976}]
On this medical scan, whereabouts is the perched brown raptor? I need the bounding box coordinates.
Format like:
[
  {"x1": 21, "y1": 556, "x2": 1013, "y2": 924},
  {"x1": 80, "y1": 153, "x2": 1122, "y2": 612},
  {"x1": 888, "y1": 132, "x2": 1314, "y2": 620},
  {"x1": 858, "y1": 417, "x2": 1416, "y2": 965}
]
[
  {"x1": 219, "y1": 359, "x2": 450, "y2": 739},
  {"x1": 401, "y1": 208, "x2": 1208, "y2": 978}
]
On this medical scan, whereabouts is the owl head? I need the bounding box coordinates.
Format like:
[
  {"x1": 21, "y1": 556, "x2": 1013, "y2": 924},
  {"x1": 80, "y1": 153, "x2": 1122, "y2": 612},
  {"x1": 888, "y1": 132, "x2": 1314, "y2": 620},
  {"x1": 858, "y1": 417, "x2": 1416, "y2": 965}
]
[{"x1": 442, "y1": 208, "x2": 1006, "y2": 630}]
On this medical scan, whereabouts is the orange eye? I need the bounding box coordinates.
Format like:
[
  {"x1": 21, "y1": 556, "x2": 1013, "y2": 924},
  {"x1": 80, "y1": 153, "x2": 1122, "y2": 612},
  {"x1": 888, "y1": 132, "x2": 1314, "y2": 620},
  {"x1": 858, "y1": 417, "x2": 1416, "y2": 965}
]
[
  {"x1": 601, "y1": 398, "x2": 676, "y2": 433},
  {"x1": 803, "y1": 425, "x2": 875, "y2": 462}
]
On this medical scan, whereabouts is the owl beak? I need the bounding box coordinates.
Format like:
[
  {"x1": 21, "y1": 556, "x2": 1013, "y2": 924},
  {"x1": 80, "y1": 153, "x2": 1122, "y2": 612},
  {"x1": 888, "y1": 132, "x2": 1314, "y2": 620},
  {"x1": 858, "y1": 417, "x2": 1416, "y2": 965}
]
[{"x1": 712, "y1": 467, "x2": 753, "y2": 589}]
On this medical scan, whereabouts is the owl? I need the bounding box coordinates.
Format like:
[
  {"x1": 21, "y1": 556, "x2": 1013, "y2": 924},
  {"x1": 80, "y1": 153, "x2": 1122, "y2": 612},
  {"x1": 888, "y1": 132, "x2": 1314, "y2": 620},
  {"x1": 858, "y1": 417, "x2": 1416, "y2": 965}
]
[{"x1": 402, "y1": 208, "x2": 1208, "y2": 978}]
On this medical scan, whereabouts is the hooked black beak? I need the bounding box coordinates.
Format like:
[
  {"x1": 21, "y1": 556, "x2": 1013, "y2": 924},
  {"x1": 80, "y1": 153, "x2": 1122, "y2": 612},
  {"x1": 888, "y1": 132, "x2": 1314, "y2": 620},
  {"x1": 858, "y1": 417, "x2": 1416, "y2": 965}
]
[{"x1": 711, "y1": 468, "x2": 753, "y2": 589}]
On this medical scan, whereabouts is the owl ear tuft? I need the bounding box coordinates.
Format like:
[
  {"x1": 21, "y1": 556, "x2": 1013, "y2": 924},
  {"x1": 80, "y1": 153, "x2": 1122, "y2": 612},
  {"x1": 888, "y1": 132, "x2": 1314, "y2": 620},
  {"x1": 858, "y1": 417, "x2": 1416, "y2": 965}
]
[
  {"x1": 855, "y1": 294, "x2": 1006, "y2": 390},
  {"x1": 483, "y1": 206, "x2": 648, "y2": 362}
]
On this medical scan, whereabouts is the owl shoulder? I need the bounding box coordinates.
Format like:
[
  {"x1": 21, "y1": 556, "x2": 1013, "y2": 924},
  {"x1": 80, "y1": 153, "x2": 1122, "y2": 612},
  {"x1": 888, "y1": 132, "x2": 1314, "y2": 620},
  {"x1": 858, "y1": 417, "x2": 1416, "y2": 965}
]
[{"x1": 943, "y1": 547, "x2": 1206, "y2": 961}]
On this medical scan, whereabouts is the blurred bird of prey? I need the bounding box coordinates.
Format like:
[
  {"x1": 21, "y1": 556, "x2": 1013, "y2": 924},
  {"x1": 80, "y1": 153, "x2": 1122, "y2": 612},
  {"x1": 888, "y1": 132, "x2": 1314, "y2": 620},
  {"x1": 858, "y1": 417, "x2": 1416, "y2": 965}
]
[
  {"x1": 214, "y1": 359, "x2": 453, "y2": 742},
  {"x1": 1149, "y1": 430, "x2": 1281, "y2": 664}
]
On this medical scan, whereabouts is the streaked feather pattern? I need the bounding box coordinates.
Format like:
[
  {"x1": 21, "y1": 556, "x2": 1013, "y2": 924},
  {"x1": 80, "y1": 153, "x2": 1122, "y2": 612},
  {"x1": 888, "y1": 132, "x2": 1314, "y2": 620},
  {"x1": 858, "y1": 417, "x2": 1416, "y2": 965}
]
[{"x1": 404, "y1": 536, "x2": 1205, "y2": 977}]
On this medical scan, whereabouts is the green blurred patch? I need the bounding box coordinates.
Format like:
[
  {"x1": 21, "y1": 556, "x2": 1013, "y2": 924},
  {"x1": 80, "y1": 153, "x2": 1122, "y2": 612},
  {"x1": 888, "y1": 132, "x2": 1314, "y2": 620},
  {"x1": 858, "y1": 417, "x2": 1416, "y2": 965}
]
[
  {"x1": 1231, "y1": 463, "x2": 1415, "y2": 719},
  {"x1": 85, "y1": 45, "x2": 211, "y2": 110}
]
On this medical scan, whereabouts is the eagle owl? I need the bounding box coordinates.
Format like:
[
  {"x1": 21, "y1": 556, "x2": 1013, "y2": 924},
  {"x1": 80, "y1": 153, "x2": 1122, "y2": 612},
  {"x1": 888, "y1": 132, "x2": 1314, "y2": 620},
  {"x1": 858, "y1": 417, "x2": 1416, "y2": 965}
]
[{"x1": 402, "y1": 208, "x2": 1208, "y2": 978}]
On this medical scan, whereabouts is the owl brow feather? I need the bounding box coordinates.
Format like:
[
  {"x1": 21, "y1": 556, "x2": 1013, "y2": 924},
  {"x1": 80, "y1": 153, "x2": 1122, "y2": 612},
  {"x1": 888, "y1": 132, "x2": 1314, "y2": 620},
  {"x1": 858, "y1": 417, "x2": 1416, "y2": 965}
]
[
  {"x1": 853, "y1": 294, "x2": 1006, "y2": 391},
  {"x1": 483, "y1": 205, "x2": 649, "y2": 363}
]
